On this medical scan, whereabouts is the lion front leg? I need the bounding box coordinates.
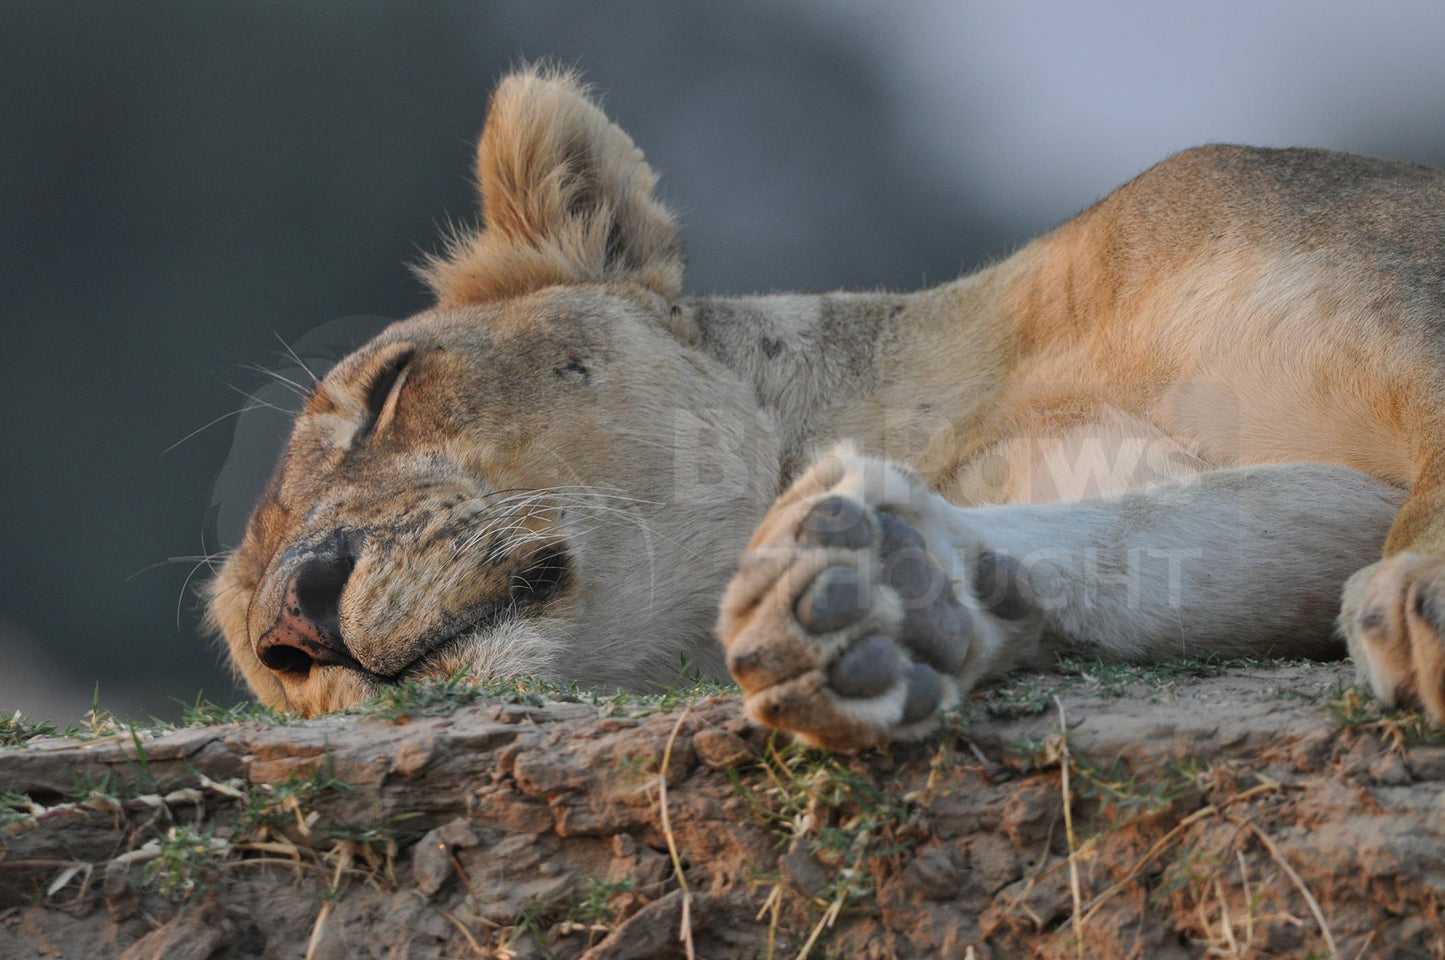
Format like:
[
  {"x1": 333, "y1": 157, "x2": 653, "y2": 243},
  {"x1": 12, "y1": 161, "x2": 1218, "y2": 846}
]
[
  {"x1": 721, "y1": 446, "x2": 1402, "y2": 749},
  {"x1": 1342, "y1": 463, "x2": 1445, "y2": 724},
  {"x1": 716, "y1": 444, "x2": 1044, "y2": 749}
]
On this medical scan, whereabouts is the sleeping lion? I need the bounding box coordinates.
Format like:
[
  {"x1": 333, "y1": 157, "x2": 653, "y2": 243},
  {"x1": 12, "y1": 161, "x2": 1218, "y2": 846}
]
[{"x1": 209, "y1": 67, "x2": 1445, "y2": 749}]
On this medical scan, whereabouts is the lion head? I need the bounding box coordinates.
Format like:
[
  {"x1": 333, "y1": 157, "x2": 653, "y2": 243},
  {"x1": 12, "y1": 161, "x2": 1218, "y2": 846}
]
[{"x1": 208, "y1": 69, "x2": 779, "y2": 715}]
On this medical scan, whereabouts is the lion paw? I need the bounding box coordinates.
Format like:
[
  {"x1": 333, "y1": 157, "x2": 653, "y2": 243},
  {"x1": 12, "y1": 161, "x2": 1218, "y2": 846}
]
[
  {"x1": 1343, "y1": 553, "x2": 1445, "y2": 724},
  {"x1": 717, "y1": 445, "x2": 1033, "y2": 749}
]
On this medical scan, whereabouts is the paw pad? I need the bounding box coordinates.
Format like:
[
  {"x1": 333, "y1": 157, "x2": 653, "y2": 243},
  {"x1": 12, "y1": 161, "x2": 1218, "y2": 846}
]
[
  {"x1": 827, "y1": 635, "x2": 902, "y2": 698},
  {"x1": 900, "y1": 662, "x2": 942, "y2": 724},
  {"x1": 798, "y1": 495, "x2": 873, "y2": 549},
  {"x1": 795, "y1": 566, "x2": 871, "y2": 634}
]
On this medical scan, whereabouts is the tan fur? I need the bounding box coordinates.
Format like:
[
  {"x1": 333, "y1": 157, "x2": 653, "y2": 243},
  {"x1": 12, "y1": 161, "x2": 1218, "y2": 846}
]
[
  {"x1": 417, "y1": 68, "x2": 683, "y2": 306},
  {"x1": 212, "y1": 68, "x2": 1445, "y2": 738}
]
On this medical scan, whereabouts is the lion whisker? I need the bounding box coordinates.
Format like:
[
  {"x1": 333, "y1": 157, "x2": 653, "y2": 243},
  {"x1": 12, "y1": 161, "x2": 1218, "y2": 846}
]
[
  {"x1": 273, "y1": 332, "x2": 321, "y2": 386},
  {"x1": 164, "y1": 390, "x2": 299, "y2": 454},
  {"x1": 241, "y1": 363, "x2": 312, "y2": 399}
]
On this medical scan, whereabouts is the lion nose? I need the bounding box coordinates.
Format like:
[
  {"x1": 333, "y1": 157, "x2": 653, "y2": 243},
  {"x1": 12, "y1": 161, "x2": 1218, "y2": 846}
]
[{"x1": 256, "y1": 549, "x2": 358, "y2": 678}]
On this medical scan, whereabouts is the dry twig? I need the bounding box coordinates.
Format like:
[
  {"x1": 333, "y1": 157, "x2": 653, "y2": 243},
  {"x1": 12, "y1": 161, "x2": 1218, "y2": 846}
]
[
  {"x1": 1233, "y1": 817, "x2": 1336, "y2": 958},
  {"x1": 303, "y1": 841, "x2": 353, "y2": 960},
  {"x1": 1054, "y1": 696, "x2": 1085, "y2": 960},
  {"x1": 658, "y1": 706, "x2": 696, "y2": 960}
]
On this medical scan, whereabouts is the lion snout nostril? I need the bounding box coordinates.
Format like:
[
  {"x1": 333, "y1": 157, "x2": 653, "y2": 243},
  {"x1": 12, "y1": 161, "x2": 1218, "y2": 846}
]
[
  {"x1": 256, "y1": 639, "x2": 316, "y2": 676},
  {"x1": 292, "y1": 554, "x2": 355, "y2": 639},
  {"x1": 256, "y1": 544, "x2": 359, "y2": 679}
]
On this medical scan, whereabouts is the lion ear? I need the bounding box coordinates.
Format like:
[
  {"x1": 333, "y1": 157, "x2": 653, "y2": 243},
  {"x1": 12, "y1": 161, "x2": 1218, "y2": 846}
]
[{"x1": 419, "y1": 67, "x2": 684, "y2": 307}]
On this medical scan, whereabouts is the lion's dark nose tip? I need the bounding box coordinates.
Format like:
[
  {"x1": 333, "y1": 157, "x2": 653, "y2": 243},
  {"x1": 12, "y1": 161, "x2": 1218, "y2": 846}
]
[
  {"x1": 291, "y1": 554, "x2": 354, "y2": 639},
  {"x1": 256, "y1": 547, "x2": 358, "y2": 678}
]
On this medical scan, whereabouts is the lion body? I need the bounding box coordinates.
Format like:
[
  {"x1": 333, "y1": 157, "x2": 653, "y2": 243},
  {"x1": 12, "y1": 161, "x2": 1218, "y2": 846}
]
[{"x1": 210, "y1": 70, "x2": 1445, "y2": 743}]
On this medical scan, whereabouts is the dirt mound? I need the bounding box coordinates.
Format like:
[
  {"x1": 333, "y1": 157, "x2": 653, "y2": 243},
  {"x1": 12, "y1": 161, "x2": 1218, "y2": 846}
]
[{"x1": 2, "y1": 661, "x2": 1443, "y2": 958}]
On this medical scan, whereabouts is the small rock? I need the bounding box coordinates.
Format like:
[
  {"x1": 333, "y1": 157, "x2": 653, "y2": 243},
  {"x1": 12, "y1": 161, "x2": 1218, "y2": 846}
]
[
  {"x1": 412, "y1": 844, "x2": 453, "y2": 897},
  {"x1": 905, "y1": 846, "x2": 961, "y2": 901},
  {"x1": 1000, "y1": 780, "x2": 1060, "y2": 846},
  {"x1": 692, "y1": 729, "x2": 752, "y2": 769},
  {"x1": 1288, "y1": 727, "x2": 1337, "y2": 772},
  {"x1": 578, "y1": 889, "x2": 708, "y2": 960},
  {"x1": 779, "y1": 840, "x2": 830, "y2": 898},
  {"x1": 1369, "y1": 750, "x2": 1412, "y2": 786},
  {"x1": 104, "y1": 862, "x2": 138, "y2": 923},
  {"x1": 984, "y1": 863, "x2": 1073, "y2": 933},
  {"x1": 965, "y1": 833, "x2": 1022, "y2": 895},
  {"x1": 1340, "y1": 734, "x2": 1383, "y2": 780},
  {"x1": 391, "y1": 734, "x2": 437, "y2": 777},
  {"x1": 412, "y1": 818, "x2": 480, "y2": 896},
  {"x1": 1408, "y1": 745, "x2": 1445, "y2": 781},
  {"x1": 436, "y1": 818, "x2": 481, "y2": 847},
  {"x1": 118, "y1": 898, "x2": 233, "y2": 960},
  {"x1": 629, "y1": 843, "x2": 671, "y2": 888}
]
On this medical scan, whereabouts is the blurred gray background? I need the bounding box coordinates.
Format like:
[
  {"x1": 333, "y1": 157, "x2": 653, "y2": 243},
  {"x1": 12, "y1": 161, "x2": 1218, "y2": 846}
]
[{"x1": 4, "y1": 1, "x2": 1445, "y2": 721}]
